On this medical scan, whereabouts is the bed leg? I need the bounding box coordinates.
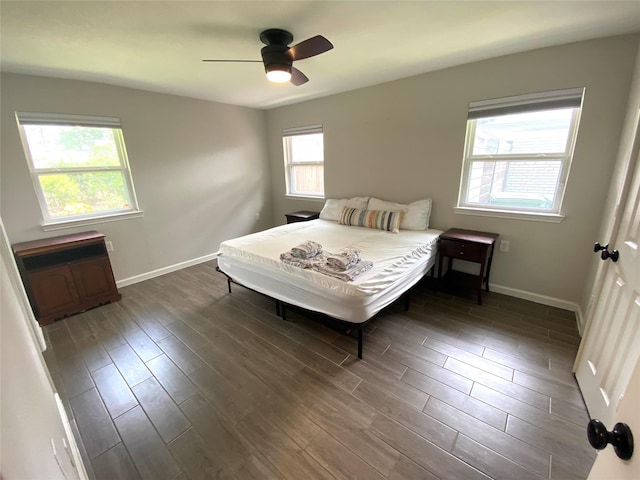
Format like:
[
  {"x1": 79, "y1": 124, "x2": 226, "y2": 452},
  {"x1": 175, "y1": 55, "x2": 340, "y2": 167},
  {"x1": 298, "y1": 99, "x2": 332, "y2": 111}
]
[
  {"x1": 357, "y1": 326, "x2": 363, "y2": 359},
  {"x1": 282, "y1": 303, "x2": 287, "y2": 321},
  {"x1": 276, "y1": 300, "x2": 281, "y2": 317},
  {"x1": 404, "y1": 291, "x2": 411, "y2": 311},
  {"x1": 227, "y1": 277, "x2": 232, "y2": 294}
]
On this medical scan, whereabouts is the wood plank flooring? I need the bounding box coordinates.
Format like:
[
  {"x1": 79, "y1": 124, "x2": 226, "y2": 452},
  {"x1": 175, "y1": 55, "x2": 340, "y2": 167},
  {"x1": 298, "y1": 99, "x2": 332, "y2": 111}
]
[{"x1": 43, "y1": 260, "x2": 595, "y2": 480}]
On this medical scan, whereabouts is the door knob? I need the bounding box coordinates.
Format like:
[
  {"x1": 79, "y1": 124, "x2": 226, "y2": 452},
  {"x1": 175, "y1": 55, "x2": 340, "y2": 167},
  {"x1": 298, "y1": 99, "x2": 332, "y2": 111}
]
[
  {"x1": 601, "y1": 249, "x2": 620, "y2": 262},
  {"x1": 594, "y1": 242, "x2": 619, "y2": 262},
  {"x1": 587, "y1": 419, "x2": 634, "y2": 460},
  {"x1": 594, "y1": 242, "x2": 607, "y2": 252}
]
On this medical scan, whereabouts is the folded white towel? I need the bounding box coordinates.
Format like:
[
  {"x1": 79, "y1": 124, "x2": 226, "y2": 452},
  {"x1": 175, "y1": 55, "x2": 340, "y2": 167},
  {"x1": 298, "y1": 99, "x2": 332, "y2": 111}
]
[
  {"x1": 290, "y1": 240, "x2": 323, "y2": 259},
  {"x1": 326, "y1": 248, "x2": 361, "y2": 271},
  {"x1": 280, "y1": 251, "x2": 327, "y2": 269},
  {"x1": 314, "y1": 259, "x2": 373, "y2": 282}
]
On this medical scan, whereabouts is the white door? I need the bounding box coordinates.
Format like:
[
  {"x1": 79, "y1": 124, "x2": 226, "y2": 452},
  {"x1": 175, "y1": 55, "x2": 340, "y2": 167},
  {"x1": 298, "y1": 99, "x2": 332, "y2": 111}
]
[
  {"x1": 586, "y1": 356, "x2": 639, "y2": 479},
  {"x1": 574, "y1": 117, "x2": 640, "y2": 427}
]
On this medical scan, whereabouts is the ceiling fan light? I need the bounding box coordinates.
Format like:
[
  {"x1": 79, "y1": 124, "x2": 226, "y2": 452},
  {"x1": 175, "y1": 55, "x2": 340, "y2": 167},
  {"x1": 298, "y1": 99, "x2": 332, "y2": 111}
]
[{"x1": 265, "y1": 65, "x2": 291, "y2": 83}]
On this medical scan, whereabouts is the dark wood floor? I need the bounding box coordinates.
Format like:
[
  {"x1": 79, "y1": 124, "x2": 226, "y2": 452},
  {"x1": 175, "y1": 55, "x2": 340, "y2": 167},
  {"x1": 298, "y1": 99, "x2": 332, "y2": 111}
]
[{"x1": 43, "y1": 260, "x2": 595, "y2": 480}]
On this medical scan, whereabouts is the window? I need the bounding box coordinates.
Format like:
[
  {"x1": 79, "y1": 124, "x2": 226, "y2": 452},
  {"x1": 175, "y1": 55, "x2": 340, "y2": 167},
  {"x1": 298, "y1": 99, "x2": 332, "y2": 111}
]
[
  {"x1": 16, "y1": 112, "x2": 140, "y2": 227},
  {"x1": 283, "y1": 125, "x2": 324, "y2": 198},
  {"x1": 457, "y1": 88, "x2": 584, "y2": 217}
]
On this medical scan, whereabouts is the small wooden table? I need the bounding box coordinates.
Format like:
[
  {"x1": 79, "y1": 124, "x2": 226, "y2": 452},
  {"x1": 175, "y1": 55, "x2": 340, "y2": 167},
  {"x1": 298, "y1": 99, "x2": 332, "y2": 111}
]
[
  {"x1": 438, "y1": 228, "x2": 499, "y2": 305},
  {"x1": 285, "y1": 211, "x2": 320, "y2": 224},
  {"x1": 13, "y1": 231, "x2": 121, "y2": 325}
]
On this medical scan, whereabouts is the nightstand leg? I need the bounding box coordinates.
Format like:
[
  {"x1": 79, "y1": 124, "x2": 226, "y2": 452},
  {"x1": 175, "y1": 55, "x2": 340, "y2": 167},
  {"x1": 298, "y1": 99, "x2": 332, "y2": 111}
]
[
  {"x1": 485, "y1": 244, "x2": 496, "y2": 293},
  {"x1": 477, "y1": 261, "x2": 487, "y2": 305}
]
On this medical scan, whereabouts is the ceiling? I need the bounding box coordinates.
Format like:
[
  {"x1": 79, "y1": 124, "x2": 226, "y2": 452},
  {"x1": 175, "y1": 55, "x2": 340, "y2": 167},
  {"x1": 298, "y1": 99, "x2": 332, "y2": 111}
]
[{"x1": 2, "y1": 1, "x2": 640, "y2": 110}]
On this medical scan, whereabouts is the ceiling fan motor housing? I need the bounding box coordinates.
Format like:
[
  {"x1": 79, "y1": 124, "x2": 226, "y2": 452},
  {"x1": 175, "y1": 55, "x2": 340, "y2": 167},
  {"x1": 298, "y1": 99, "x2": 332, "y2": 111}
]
[
  {"x1": 261, "y1": 44, "x2": 293, "y2": 72},
  {"x1": 260, "y1": 29, "x2": 294, "y2": 73}
]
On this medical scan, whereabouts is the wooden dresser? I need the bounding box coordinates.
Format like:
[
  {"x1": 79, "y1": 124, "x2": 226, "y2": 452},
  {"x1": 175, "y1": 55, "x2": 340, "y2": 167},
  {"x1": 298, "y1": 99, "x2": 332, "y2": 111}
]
[{"x1": 12, "y1": 231, "x2": 121, "y2": 325}]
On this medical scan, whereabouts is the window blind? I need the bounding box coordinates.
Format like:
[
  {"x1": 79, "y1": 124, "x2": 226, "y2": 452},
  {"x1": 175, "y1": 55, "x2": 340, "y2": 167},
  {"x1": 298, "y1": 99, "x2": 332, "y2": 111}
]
[
  {"x1": 467, "y1": 87, "x2": 584, "y2": 119},
  {"x1": 283, "y1": 124, "x2": 323, "y2": 137},
  {"x1": 16, "y1": 112, "x2": 122, "y2": 128}
]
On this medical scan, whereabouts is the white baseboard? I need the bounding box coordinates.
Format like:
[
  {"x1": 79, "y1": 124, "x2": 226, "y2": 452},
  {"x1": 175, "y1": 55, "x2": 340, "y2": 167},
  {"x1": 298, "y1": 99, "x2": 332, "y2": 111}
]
[
  {"x1": 490, "y1": 283, "x2": 579, "y2": 313},
  {"x1": 116, "y1": 252, "x2": 220, "y2": 288}
]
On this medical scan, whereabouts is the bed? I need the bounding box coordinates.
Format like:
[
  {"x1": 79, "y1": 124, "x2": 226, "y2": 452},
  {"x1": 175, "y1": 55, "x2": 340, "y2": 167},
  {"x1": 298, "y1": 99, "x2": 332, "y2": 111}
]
[{"x1": 217, "y1": 197, "x2": 441, "y2": 358}]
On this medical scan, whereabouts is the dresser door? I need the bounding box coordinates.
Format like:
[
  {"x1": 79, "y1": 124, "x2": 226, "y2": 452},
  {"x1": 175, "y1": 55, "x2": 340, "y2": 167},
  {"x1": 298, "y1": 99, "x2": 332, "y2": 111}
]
[
  {"x1": 28, "y1": 265, "x2": 79, "y2": 318},
  {"x1": 71, "y1": 257, "x2": 119, "y2": 303}
]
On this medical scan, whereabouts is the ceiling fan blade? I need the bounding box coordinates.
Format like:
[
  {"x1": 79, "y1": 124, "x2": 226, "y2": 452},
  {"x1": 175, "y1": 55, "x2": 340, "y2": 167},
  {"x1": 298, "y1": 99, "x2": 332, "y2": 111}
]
[
  {"x1": 290, "y1": 67, "x2": 309, "y2": 86},
  {"x1": 287, "y1": 35, "x2": 333, "y2": 61},
  {"x1": 202, "y1": 59, "x2": 262, "y2": 63}
]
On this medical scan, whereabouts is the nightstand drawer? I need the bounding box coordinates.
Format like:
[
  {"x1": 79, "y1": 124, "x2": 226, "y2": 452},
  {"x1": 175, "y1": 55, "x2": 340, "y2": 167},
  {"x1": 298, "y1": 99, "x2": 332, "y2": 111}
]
[{"x1": 439, "y1": 240, "x2": 485, "y2": 262}]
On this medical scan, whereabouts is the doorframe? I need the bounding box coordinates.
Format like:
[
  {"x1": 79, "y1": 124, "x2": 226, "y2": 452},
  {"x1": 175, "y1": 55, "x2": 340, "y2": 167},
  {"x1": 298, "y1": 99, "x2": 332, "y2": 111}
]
[
  {"x1": 1, "y1": 218, "x2": 47, "y2": 351},
  {"x1": 574, "y1": 39, "x2": 640, "y2": 369},
  {"x1": 578, "y1": 110, "x2": 640, "y2": 349}
]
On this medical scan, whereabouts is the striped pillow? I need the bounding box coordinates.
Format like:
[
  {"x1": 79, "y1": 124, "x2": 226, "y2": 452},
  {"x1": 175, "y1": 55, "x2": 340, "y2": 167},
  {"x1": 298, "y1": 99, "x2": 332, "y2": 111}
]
[{"x1": 338, "y1": 207, "x2": 402, "y2": 233}]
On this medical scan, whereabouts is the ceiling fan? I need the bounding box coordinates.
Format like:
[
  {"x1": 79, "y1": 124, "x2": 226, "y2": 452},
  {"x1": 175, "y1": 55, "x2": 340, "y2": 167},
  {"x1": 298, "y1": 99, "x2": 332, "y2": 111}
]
[{"x1": 203, "y1": 28, "x2": 333, "y2": 86}]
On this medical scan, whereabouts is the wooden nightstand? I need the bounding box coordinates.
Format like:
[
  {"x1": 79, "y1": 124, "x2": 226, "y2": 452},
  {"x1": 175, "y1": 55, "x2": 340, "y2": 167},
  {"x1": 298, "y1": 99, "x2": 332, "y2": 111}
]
[
  {"x1": 285, "y1": 211, "x2": 320, "y2": 224},
  {"x1": 438, "y1": 228, "x2": 499, "y2": 305}
]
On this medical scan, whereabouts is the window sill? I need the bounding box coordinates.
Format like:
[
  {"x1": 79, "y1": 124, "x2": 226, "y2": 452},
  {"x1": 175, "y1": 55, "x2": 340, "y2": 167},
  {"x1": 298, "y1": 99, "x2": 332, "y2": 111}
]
[
  {"x1": 284, "y1": 194, "x2": 325, "y2": 202},
  {"x1": 41, "y1": 210, "x2": 144, "y2": 231},
  {"x1": 453, "y1": 206, "x2": 564, "y2": 223}
]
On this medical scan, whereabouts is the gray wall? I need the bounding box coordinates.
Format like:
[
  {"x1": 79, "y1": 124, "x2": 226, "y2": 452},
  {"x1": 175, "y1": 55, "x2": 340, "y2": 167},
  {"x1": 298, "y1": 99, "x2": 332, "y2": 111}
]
[
  {"x1": 267, "y1": 35, "x2": 639, "y2": 311},
  {"x1": 1, "y1": 73, "x2": 272, "y2": 282}
]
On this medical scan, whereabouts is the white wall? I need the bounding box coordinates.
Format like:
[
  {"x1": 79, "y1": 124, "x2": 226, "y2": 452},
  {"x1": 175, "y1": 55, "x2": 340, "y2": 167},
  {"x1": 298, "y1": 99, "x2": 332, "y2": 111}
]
[
  {"x1": 266, "y1": 35, "x2": 639, "y2": 309},
  {"x1": 0, "y1": 217, "x2": 85, "y2": 479},
  {"x1": 0, "y1": 73, "x2": 272, "y2": 282}
]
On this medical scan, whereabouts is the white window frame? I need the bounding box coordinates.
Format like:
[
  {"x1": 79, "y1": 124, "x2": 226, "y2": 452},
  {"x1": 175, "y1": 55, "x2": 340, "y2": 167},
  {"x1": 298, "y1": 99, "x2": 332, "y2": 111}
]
[
  {"x1": 456, "y1": 88, "x2": 584, "y2": 222},
  {"x1": 16, "y1": 112, "x2": 143, "y2": 230},
  {"x1": 283, "y1": 124, "x2": 325, "y2": 199}
]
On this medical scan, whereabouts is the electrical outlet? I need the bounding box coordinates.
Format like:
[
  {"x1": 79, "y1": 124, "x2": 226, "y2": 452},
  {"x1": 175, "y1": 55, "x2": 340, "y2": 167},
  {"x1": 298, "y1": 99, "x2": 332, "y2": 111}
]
[
  {"x1": 499, "y1": 240, "x2": 510, "y2": 253},
  {"x1": 105, "y1": 241, "x2": 114, "y2": 252}
]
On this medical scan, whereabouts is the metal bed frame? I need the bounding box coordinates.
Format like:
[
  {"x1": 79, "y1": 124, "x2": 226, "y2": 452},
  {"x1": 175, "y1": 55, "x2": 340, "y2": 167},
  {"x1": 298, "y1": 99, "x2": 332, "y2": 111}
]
[{"x1": 216, "y1": 266, "x2": 419, "y2": 359}]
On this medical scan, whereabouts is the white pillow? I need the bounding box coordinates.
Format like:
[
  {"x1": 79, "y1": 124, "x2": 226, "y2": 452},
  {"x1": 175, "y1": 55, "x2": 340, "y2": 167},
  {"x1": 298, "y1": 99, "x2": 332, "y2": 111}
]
[
  {"x1": 368, "y1": 197, "x2": 432, "y2": 230},
  {"x1": 319, "y1": 197, "x2": 370, "y2": 221}
]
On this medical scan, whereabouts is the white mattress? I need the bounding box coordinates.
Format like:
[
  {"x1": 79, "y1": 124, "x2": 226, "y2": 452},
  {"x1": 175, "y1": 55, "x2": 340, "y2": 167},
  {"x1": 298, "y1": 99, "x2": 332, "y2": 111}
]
[{"x1": 218, "y1": 219, "x2": 442, "y2": 324}]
